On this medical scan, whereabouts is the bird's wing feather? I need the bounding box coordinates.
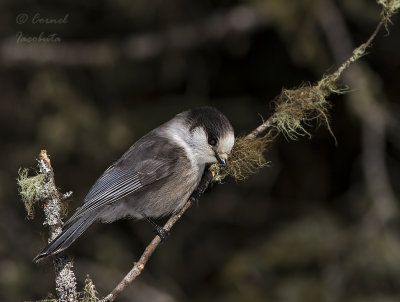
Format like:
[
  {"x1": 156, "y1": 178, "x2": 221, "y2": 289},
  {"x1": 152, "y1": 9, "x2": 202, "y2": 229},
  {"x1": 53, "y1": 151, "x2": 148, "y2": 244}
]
[{"x1": 65, "y1": 133, "x2": 183, "y2": 225}]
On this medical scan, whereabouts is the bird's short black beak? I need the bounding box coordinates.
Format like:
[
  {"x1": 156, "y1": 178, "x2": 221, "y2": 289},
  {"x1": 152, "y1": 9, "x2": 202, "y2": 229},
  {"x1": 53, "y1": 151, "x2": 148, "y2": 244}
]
[{"x1": 215, "y1": 152, "x2": 227, "y2": 169}]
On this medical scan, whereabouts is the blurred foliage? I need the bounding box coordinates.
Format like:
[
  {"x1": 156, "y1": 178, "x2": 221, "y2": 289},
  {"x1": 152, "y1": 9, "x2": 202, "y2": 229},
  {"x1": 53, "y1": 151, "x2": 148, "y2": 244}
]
[{"x1": 1, "y1": 0, "x2": 400, "y2": 301}]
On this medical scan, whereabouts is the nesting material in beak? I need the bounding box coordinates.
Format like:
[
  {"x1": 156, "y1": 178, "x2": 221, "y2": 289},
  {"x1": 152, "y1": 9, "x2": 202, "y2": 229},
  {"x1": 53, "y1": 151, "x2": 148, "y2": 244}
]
[{"x1": 212, "y1": 134, "x2": 273, "y2": 182}]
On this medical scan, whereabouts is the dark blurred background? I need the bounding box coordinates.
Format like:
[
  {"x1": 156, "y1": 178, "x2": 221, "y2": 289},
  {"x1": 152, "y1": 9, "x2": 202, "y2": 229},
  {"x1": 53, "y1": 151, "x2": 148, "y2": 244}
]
[{"x1": 1, "y1": 0, "x2": 400, "y2": 301}]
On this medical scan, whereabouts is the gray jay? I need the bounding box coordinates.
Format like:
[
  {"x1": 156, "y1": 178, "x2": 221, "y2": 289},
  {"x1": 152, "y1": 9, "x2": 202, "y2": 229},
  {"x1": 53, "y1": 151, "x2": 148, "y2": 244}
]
[{"x1": 34, "y1": 106, "x2": 234, "y2": 262}]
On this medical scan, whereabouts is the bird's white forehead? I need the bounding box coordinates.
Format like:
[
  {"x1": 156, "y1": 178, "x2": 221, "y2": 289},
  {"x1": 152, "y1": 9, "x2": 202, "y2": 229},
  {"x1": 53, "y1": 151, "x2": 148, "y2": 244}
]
[{"x1": 218, "y1": 132, "x2": 235, "y2": 154}]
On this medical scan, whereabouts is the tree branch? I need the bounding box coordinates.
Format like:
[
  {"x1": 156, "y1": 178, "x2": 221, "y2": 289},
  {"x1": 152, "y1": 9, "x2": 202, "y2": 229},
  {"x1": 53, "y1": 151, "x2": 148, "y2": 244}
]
[{"x1": 37, "y1": 150, "x2": 78, "y2": 302}]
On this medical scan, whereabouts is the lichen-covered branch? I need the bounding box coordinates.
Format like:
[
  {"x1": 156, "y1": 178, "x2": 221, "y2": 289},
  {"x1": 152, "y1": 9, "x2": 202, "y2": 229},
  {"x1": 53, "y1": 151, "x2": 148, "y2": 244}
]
[
  {"x1": 38, "y1": 150, "x2": 78, "y2": 302},
  {"x1": 18, "y1": 150, "x2": 78, "y2": 302}
]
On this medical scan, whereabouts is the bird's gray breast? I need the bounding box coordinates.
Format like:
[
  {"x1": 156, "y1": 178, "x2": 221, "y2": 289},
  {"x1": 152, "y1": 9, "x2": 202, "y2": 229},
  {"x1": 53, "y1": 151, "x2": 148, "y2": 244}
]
[{"x1": 125, "y1": 162, "x2": 203, "y2": 218}]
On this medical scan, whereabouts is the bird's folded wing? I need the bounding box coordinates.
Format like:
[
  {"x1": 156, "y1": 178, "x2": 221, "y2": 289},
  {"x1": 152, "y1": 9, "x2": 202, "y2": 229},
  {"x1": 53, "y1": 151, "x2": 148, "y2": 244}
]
[{"x1": 64, "y1": 158, "x2": 175, "y2": 225}]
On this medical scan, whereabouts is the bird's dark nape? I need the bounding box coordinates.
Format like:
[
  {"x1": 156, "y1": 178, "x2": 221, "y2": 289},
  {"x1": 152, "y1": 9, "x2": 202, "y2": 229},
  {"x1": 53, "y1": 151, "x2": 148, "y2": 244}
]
[{"x1": 33, "y1": 210, "x2": 101, "y2": 263}]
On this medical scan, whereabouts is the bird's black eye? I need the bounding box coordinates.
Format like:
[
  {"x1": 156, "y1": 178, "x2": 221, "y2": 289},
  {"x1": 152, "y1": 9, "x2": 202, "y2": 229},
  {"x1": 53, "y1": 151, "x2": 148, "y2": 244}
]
[{"x1": 208, "y1": 138, "x2": 217, "y2": 146}]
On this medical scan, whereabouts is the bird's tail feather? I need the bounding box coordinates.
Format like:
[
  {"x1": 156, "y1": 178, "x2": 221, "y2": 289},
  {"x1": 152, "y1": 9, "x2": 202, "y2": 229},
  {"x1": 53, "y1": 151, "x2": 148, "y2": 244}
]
[{"x1": 33, "y1": 210, "x2": 100, "y2": 263}]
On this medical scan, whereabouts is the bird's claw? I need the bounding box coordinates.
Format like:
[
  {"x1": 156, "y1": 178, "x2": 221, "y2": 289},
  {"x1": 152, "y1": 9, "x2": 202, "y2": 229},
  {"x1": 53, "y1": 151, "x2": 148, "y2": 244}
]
[{"x1": 154, "y1": 227, "x2": 170, "y2": 243}]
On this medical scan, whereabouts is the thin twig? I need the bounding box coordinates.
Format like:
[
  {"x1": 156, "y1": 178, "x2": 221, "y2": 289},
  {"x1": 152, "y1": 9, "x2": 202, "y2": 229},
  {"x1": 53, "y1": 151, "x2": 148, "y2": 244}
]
[
  {"x1": 248, "y1": 119, "x2": 273, "y2": 139},
  {"x1": 329, "y1": 19, "x2": 384, "y2": 83},
  {"x1": 317, "y1": 0, "x2": 397, "y2": 230},
  {"x1": 38, "y1": 150, "x2": 78, "y2": 302},
  {"x1": 100, "y1": 201, "x2": 192, "y2": 302}
]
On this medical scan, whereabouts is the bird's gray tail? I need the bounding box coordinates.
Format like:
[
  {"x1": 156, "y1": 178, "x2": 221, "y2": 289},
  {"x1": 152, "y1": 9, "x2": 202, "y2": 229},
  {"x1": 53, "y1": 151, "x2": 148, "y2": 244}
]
[{"x1": 33, "y1": 211, "x2": 100, "y2": 263}]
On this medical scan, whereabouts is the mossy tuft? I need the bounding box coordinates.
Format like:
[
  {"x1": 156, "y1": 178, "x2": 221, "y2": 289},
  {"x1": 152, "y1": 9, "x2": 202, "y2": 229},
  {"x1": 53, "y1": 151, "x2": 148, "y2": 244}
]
[
  {"x1": 272, "y1": 82, "x2": 336, "y2": 141},
  {"x1": 80, "y1": 275, "x2": 99, "y2": 302},
  {"x1": 378, "y1": 0, "x2": 400, "y2": 27},
  {"x1": 17, "y1": 168, "x2": 45, "y2": 219}
]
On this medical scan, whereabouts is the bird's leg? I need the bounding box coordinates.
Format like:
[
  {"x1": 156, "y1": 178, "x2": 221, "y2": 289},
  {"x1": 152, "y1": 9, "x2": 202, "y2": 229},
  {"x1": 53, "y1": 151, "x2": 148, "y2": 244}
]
[
  {"x1": 143, "y1": 169, "x2": 213, "y2": 242},
  {"x1": 143, "y1": 215, "x2": 170, "y2": 242},
  {"x1": 189, "y1": 168, "x2": 214, "y2": 207}
]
